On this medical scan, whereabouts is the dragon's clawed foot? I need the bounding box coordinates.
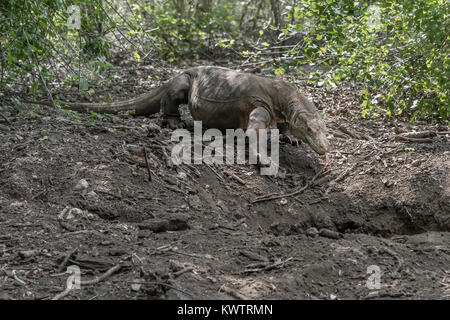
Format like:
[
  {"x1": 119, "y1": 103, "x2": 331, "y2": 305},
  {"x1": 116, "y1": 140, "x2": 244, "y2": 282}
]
[{"x1": 280, "y1": 133, "x2": 301, "y2": 146}]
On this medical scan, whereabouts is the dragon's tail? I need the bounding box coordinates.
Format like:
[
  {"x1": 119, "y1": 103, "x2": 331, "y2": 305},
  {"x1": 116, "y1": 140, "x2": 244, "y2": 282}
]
[{"x1": 21, "y1": 85, "x2": 166, "y2": 116}]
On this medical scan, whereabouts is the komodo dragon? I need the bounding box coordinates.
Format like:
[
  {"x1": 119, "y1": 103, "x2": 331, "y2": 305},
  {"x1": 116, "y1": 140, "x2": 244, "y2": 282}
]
[{"x1": 23, "y1": 66, "x2": 330, "y2": 157}]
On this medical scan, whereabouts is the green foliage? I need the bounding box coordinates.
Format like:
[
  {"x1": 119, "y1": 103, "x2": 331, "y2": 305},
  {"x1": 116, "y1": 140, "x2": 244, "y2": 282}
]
[
  {"x1": 277, "y1": 0, "x2": 449, "y2": 122},
  {"x1": 0, "y1": 0, "x2": 112, "y2": 90},
  {"x1": 0, "y1": 0, "x2": 447, "y2": 122},
  {"x1": 133, "y1": 0, "x2": 240, "y2": 59}
]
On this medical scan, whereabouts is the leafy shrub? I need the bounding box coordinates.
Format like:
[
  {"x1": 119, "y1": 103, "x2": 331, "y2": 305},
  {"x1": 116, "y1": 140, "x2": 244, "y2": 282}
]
[
  {"x1": 276, "y1": 0, "x2": 449, "y2": 122},
  {"x1": 0, "y1": 0, "x2": 447, "y2": 122}
]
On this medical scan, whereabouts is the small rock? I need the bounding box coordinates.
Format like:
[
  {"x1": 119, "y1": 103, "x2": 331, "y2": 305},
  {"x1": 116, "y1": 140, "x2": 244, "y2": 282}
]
[
  {"x1": 131, "y1": 279, "x2": 145, "y2": 292},
  {"x1": 411, "y1": 159, "x2": 421, "y2": 167},
  {"x1": 147, "y1": 123, "x2": 161, "y2": 134},
  {"x1": 365, "y1": 291, "x2": 379, "y2": 299},
  {"x1": 188, "y1": 195, "x2": 202, "y2": 210},
  {"x1": 86, "y1": 191, "x2": 100, "y2": 202},
  {"x1": 74, "y1": 179, "x2": 89, "y2": 191},
  {"x1": 66, "y1": 208, "x2": 83, "y2": 220},
  {"x1": 382, "y1": 178, "x2": 393, "y2": 187},
  {"x1": 169, "y1": 260, "x2": 185, "y2": 272},
  {"x1": 177, "y1": 171, "x2": 187, "y2": 180},
  {"x1": 138, "y1": 214, "x2": 189, "y2": 233},
  {"x1": 319, "y1": 228, "x2": 342, "y2": 240},
  {"x1": 279, "y1": 198, "x2": 288, "y2": 206},
  {"x1": 306, "y1": 227, "x2": 319, "y2": 238},
  {"x1": 19, "y1": 250, "x2": 38, "y2": 259}
]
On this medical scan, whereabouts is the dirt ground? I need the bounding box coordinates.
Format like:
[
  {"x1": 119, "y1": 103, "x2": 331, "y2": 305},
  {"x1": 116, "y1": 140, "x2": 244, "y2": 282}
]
[{"x1": 0, "y1": 61, "x2": 449, "y2": 300}]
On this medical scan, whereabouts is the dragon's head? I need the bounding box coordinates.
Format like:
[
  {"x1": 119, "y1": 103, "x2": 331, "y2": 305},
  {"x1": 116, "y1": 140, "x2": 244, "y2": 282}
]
[{"x1": 289, "y1": 110, "x2": 330, "y2": 155}]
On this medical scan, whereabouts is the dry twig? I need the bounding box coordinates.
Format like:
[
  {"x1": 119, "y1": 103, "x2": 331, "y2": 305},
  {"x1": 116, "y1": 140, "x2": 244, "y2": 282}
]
[{"x1": 251, "y1": 169, "x2": 324, "y2": 203}]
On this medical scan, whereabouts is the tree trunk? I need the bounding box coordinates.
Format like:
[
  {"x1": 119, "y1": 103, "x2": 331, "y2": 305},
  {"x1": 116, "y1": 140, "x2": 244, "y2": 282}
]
[{"x1": 269, "y1": 0, "x2": 281, "y2": 29}]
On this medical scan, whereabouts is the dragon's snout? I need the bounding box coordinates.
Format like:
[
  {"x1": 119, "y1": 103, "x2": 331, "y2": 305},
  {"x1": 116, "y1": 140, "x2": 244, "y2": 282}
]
[
  {"x1": 306, "y1": 132, "x2": 329, "y2": 155},
  {"x1": 302, "y1": 117, "x2": 329, "y2": 155}
]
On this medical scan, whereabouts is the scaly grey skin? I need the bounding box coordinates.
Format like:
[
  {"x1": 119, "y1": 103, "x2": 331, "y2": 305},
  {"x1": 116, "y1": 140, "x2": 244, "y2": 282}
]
[
  {"x1": 289, "y1": 110, "x2": 330, "y2": 155},
  {"x1": 22, "y1": 66, "x2": 330, "y2": 157}
]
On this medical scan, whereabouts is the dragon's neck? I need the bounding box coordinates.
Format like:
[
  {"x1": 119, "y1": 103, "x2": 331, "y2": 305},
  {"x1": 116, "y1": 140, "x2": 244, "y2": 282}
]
[
  {"x1": 271, "y1": 80, "x2": 314, "y2": 124},
  {"x1": 281, "y1": 89, "x2": 316, "y2": 126},
  {"x1": 284, "y1": 94, "x2": 305, "y2": 125}
]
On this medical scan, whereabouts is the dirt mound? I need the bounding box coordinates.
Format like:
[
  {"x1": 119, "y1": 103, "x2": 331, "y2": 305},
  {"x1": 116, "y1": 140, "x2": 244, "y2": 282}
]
[{"x1": 0, "y1": 65, "x2": 449, "y2": 300}]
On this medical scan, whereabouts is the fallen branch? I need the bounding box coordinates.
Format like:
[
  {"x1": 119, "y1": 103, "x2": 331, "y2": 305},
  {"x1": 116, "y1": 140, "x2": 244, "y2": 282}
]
[
  {"x1": 143, "y1": 147, "x2": 152, "y2": 182},
  {"x1": 224, "y1": 171, "x2": 246, "y2": 185},
  {"x1": 332, "y1": 132, "x2": 349, "y2": 139},
  {"x1": 219, "y1": 285, "x2": 249, "y2": 300},
  {"x1": 183, "y1": 163, "x2": 201, "y2": 178},
  {"x1": 57, "y1": 248, "x2": 78, "y2": 273},
  {"x1": 379, "y1": 246, "x2": 404, "y2": 275},
  {"x1": 31, "y1": 188, "x2": 47, "y2": 200},
  {"x1": 0, "y1": 113, "x2": 11, "y2": 125},
  {"x1": 398, "y1": 130, "x2": 437, "y2": 139},
  {"x1": 12, "y1": 270, "x2": 26, "y2": 286},
  {"x1": 251, "y1": 169, "x2": 323, "y2": 203},
  {"x1": 338, "y1": 125, "x2": 362, "y2": 140},
  {"x1": 51, "y1": 287, "x2": 72, "y2": 300},
  {"x1": 173, "y1": 267, "x2": 194, "y2": 278},
  {"x1": 395, "y1": 131, "x2": 436, "y2": 143},
  {"x1": 241, "y1": 257, "x2": 293, "y2": 274},
  {"x1": 161, "y1": 146, "x2": 173, "y2": 168},
  {"x1": 51, "y1": 263, "x2": 123, "y2": 300},
  {"x1": 395, "y1": 136, "x2": 434, "y2": 143},
  {"x1": 80, "y1": 263, "x2": 122, "y2": 285},
  {"x1": 164, "y1": 184, "x2": 186, "y2": 195}
]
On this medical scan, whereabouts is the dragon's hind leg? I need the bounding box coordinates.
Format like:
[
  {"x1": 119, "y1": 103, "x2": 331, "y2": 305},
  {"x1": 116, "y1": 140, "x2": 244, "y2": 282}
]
[{"x1": 160, "y1": 73, "x2": 190, "y2": 129}]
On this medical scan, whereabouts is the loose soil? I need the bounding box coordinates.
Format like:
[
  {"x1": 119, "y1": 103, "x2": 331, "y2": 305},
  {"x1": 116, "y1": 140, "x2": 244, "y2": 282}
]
[{"x1": 0, "y1": 61, "x2": 449, "y2": 300}]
